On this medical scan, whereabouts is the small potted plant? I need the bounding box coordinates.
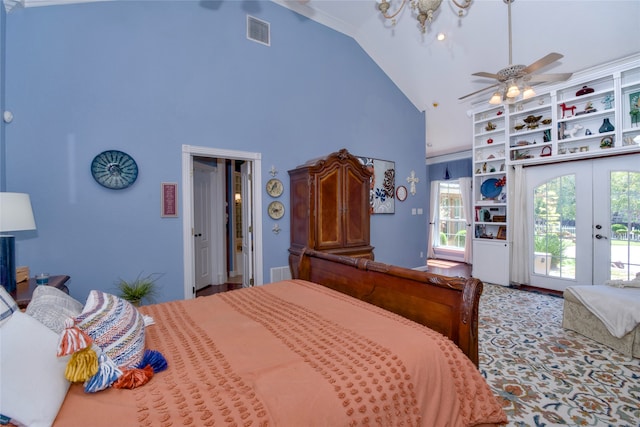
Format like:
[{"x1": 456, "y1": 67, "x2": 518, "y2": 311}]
[{"x1": 116, "y1": 272, "x2": 162, "y2": 306}]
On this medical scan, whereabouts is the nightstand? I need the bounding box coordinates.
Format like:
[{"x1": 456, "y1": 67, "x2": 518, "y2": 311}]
[{"x1": 12, "y1": 275, "x2": 71, "y2": 309}]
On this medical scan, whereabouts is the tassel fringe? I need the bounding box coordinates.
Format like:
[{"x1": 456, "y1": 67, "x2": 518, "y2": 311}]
[
  {"x1": 143, "y1": 315, "x2": 155, "y2": 326},
  {"x1": 65, "y1": 347, "x2": 99, "y2": 383},
  {"x1": 57, "y1": 318, "x2": 93, "y2": 357},
  {"x1": 112, "y1": 365, "x2": 154, "y2": 389},
  {"x1": 137, "y1": 349, "x2": 168, "y2": 373},
  {"x1": 84, "y1": 354, "x2": 122, "y2": 393}
]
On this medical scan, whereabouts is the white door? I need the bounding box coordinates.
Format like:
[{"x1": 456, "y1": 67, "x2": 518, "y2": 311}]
[
  {"x1": 193, "y1": 165, "x2": 213, "y2": 290},
  {"x1": 526, "y1": 154, "x2": 640, "y2": 291},
  {"x1": 592, "y1": 155, "x2": 640, "y2": 284},
  {"x1": 241, "y1": 162, "x2": 253, "y2": 287},
  {"x1": 193, "y1": 160, "x2": 226, "y2": 290}
]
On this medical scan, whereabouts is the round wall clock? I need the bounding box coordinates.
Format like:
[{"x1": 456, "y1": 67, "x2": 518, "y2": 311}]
[
  {"x1": 267, "y1": 200, "x2": 285, "y2": 219},
  {"x1": 396, "y1": 185, "x2": 408, "y2": 202},
  {"x1": 266, "y1": 178, "x2": 284, "y2": 198},
  {"x1": 91, "y1": 150, "x2": 138, "y2": 190}
]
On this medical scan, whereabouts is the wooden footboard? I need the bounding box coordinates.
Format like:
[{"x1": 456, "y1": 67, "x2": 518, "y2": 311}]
[{"x1": 289, "y1": 248, "x2": 483, "y2": 366}]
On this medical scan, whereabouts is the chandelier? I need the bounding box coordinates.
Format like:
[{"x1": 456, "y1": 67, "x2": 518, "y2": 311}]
[{"x1": 378, "y1": 0, "x2": 473, "y2": 34}]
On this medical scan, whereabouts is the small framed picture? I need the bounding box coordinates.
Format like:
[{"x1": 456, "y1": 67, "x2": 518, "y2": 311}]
[
  {"x1": 497, "y1": 226, "x2": 507, "y2": 240},
  {"x1": 161, "y1": 182, "x2": 178, "y2": 217}
]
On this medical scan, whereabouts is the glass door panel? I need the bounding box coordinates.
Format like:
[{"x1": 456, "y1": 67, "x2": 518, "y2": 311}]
[
  {"x1": 528, "y1": 162, "x2": 592, "y2": 291},
  {"x1": 592, "y1": 158, "x2": 640, "y2": 284},
  {"x1": 533, "y1": 174, "x2": 577, "y2": 280}
]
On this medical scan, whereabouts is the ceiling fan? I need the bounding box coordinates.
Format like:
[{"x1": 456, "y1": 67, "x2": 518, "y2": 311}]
[{"x1": 459, "y1": 0, "x2": 572, "y2": 103}]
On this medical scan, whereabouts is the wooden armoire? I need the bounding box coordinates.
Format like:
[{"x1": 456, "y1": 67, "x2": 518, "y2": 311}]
[{"x1": 288, "y1": 148, "x2": 374, "y2": 260}]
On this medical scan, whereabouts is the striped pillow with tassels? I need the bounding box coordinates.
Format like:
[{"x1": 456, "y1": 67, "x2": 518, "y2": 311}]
[{"x1": 57, "y1": 290, "x2": 167, "y2": 393}]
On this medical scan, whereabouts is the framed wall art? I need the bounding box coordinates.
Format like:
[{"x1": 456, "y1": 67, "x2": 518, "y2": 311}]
[
  {"x1": 161, "y1": 182, "x2": 178, "y2": 217},
  {"x1": 357, "y1": 156, "x2": 395, "y2": 214}
]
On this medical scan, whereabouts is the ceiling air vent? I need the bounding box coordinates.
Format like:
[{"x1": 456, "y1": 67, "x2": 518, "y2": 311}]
[{"x1": 247, "y1": 15, "x2": 270, "y2": 46}]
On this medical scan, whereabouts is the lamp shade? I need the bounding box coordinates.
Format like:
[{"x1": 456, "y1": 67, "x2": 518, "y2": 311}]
[
  {"x1": 522, "y1": 86, "x2": 536, "y2": 100},
  {"x1": 0, "y1": 193, "x2": 36, "y2": 232},
  {"x1": 506, "y1": 83, "x2": 520, "y2": 98},
  {"x1": 489, "y1": 91, "x2": 503, "y2": 105}
]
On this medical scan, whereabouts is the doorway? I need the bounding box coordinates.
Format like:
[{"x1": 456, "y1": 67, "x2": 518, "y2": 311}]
[
  {"x1": 181, "y1": 145, "x2": 263, "y2": 299},
  {"x1": 525, "y1": 154, "x2": 640, "y2": 291}
]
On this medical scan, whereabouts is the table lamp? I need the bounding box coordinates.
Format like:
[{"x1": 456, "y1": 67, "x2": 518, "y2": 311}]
[{"x1": 0, "y1": 193, "x2": 36, "y2": 292}]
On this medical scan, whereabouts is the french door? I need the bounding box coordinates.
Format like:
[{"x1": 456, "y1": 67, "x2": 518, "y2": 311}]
[{"x1": 525, "y1": 154, "x2": 640, "y2": 291}]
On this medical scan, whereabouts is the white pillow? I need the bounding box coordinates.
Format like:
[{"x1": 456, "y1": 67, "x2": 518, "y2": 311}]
[
  {"x1": 0, "y1": 311, "x2": 70, "y2": 427},
  {"x1": 0, "y1": 286, "x2": 18, "y2": 327}
]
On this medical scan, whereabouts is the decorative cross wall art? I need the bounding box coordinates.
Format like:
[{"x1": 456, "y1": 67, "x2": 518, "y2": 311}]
[{"x1": 407, "y1": 170, "x2": 420, "y2": 195}]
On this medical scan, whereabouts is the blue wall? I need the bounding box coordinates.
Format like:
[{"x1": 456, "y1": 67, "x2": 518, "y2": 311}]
[
  {"x1": 1, "y1": 4, "x2": 5, "y2": 191},
  {"x1": 428, "y1": 158, "x2": 472, "y2": 182},
  {"x1": 3, "y1": 1, "x2": 427, "y2": 303}
]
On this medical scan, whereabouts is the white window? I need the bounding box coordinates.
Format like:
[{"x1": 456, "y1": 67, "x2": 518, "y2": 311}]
[{"x1": 434, "y1": 181, "x2": 466, "y2": 250}]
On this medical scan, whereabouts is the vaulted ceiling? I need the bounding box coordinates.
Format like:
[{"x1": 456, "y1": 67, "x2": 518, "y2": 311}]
[
  {"x1": 275, "y1": 0, "x2": 640, "y2": 159},
  {"x1": 6, "y1": 0, "x2": 640, "y2": 159}
]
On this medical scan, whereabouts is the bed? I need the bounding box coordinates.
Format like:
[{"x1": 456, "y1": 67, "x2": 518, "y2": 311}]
[{"x1": 1, "y1": 248, "x2": 507, "y2": 426}]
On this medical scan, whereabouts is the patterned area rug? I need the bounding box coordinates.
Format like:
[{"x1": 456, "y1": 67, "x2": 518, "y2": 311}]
[{"x1": 479, "y1": 284, "x2": 640, "y2": 426}]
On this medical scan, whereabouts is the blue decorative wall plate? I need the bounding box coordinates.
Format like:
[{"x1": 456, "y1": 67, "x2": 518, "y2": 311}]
[
  {"x1": 480, "y1": 178, "x2": 501, "y2": 199},
  {"x1": 91, "y1": 150, "x2": 138, "y2": 190}
]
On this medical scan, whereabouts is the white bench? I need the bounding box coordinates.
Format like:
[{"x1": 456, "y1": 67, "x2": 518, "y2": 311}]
[{"x1": 563, "y1": 286, "x2": 640, "y2": 358}]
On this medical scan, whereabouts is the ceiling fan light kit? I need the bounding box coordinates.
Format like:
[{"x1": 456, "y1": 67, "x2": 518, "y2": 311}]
[
  {"x1": 506, "y1": 83, "x2": 520, "y2": 99},
  {"x1": 460, "y1": 0, "x2": 572, "y2": 105},
  {"x1": 489, "y1": 92, "x2": 502, "y2": 105},
  {"x1": 377, "y1": 0, "x2": 472, "y2": 34}
]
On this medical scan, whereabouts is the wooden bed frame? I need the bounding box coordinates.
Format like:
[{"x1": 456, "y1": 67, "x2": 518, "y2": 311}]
[{"x1": 290, "y1": 248, "x2": 483, "y2": 366}]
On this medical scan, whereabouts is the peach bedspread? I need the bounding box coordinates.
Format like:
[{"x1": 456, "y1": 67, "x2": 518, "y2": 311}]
[{"x1": 54, "y1": 280, "x2": 506, "y2": 426}]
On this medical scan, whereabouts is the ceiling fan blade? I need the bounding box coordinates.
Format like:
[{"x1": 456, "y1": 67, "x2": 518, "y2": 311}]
[
  {"x1": 528, "y1": 73, "x2": 573, "y2": 83},
  {"x1": 472, "y1": 71, "x2": 501, "y2": 80},
  {"x1": 459, "y1": 83, "x2": 500, "y2": 101},
  {"x1": 523, "y1": 52, "x2": 563, "y2": 75}
]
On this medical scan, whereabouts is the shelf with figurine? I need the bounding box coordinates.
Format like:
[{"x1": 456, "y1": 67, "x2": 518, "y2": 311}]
[
  {"x1": 473, "y1": 107, "x2": 505, "y2": 125},
  {"x1": 509, "y1": 93, "x2": 552, "y2": 116},
  {"x1": 474, "y1": 223, "x2": 507, "y2": 240},
  {"x1": 557, "y1": 75, "x2": 615, "y2": 104},
  {"x1": 473, "y1": 109, "x2": 505, "y2": 142},
  {"x1": 509, "y1": 98, "x2": 552, "y2": 135},
  {"x1": 474, "y1": 149, "x2": 505, "y2": 166},
  {"x1": 557, "y1": 102, "x2": 615, "y2": 127},
  {"x1": 474, "y1": 133, "x2": 506, "y2": 149}
]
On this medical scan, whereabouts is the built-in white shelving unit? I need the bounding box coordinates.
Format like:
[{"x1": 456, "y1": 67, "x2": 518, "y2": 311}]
[{"x1": 470, "y1": 56, "x2": 640, "y2": 286}]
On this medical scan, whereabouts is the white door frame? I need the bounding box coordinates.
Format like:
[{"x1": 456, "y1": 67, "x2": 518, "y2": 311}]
[{"x1": 182, "y1": 145, "x2": 263, "y2": 299}]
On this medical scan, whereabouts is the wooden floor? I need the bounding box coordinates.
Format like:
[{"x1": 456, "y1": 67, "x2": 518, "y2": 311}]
[{"x1": 196, "y1": 276, "x2": 243, "y2": 297}]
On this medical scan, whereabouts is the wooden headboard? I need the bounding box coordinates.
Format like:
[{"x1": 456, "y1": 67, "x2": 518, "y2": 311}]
[{"x1": 289, "y1": 248, "x2": 483, "y2": 366}]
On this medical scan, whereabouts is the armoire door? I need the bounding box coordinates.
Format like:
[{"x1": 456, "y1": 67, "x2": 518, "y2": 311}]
[
  {"x1": 316, "y1": 163, "x2": 342, "y2": 251},
  {"x1": 343, "y1": 164, "x2": 371, "y2": 248}
]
